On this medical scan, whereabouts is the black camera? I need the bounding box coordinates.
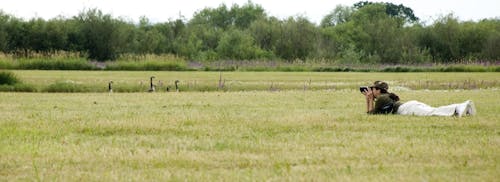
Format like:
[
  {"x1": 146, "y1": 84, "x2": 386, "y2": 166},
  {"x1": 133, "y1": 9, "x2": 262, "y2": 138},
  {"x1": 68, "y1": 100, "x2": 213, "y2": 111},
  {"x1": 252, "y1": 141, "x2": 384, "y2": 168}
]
[{"x1": 359, "y1": 86, "x2": 369, "y2": 93}]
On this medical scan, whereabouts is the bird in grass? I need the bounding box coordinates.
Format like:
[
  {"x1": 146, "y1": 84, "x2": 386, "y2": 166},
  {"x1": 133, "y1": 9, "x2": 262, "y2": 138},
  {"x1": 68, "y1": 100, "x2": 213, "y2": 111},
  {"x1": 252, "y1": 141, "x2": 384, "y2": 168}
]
[
  {"x1": 175, "y1": 80, "x2": 180, "y2": 92},
  {"x1": 108, "y1": 81, "x2": 113, "y2": 93},
  {"x1": 148, "y1": 76, "x2": 156, "y2": 92}
]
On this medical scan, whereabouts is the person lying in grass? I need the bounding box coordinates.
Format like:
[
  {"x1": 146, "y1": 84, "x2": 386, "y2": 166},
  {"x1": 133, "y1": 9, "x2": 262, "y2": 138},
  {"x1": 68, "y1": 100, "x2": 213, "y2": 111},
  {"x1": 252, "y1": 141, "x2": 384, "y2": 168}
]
[{"x1": 362, "y1": 81, "x2": 476, "y2": 117}]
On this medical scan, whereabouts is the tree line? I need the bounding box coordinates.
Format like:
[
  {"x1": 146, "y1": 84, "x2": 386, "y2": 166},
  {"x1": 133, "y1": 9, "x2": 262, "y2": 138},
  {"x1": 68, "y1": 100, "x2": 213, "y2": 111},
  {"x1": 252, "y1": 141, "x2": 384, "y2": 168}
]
[{"x1": 0, "y1": 1, "x2": 498, "y2": 63}]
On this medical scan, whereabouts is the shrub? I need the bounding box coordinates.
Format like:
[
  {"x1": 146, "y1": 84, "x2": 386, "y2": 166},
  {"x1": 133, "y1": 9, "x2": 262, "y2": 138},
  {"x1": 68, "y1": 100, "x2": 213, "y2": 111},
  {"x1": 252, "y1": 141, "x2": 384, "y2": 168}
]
[
  {"x1": 0, "y1": 60, "x2": 16, "y2": 69},
  {"x1": 494, "y1": 66, "x2": 500, "y2": 72},
  {"x1": 0, "y1": 83, "x2": 37, "y2": 92},
  {"x1": 0, "y1": 71, "x2": 20, "y2": 85},
  {"x1": 18, "y1": 58, "x2": 95, "y2": 70}
]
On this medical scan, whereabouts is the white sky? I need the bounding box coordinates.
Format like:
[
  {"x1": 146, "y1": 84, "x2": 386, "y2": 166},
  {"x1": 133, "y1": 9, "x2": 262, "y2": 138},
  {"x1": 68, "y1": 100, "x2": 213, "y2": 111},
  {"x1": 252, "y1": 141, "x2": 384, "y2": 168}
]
[{"x1": 1, "y1": 0, "x2": 499, "y2": 24}]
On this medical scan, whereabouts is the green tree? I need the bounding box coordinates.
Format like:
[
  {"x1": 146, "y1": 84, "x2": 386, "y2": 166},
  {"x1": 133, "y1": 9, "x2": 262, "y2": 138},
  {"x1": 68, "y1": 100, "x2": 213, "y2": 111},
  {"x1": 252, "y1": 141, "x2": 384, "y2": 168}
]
[
  {"x1": 173, "y1": 28, "x2": 203, "y2": 59},
  {"x1": 419, "y1": 14, "x2": 461, "y2": 62},
  {"x1": 25, "y1": 18, "x2": 50, "y2": 53},
  {"x1": 64, "y1": 18, "x2": 85, "y2": 52},
  {"x1": 132, "y1": 17, "x2": 166, "y2": 55},
  {"x1": 350, "y1": 4, "x2": 405, "y2": 63},
  {"x1": 152, "y1": 19, "x2": 184, "y2": 54},
  {"x1": 354, "y1": 1, "x2": 418, "y2": 24},
  {"x1": 0, "y1": 11, "x2": 10, "y2": 52},
  {"x1": 478, "y1": 19, "x2": 500, "y2": 60},
  {"x1": 75, "y1": 9, "x2": 122, "y2": 61},
  {"x1": 45, "y1": 17, "x2": 69, "y2": 52},
  {"x1": 459, "y1": 21, "x2": 489, "y2": 59},
  {"x1": 248, "y1": 17, "x2": 280, "y2": 51},
  {"x1": 230, "y1": 1, "x2": 266, "y2": 29},
  {"x1": 4, "y1": 17, "x2": 31, "y2": 56},
  {"x1": 216, "y1": 28, "x2": 262, "y2": 60},
  {"x1": 320, "y1": 5, "x2": 354, "y2": 27},
  {"x1": 275, "y1": 17, "x2": 318, "y2": 61},
  {"x1": 190, "y1": 4, "x2": 232, "y2": 30}
]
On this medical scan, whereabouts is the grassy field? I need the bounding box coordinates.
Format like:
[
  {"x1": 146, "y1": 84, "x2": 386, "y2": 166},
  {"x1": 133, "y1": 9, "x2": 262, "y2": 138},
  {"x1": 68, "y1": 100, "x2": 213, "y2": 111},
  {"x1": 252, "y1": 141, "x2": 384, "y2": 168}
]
[
  {"x1": 10, "y1": 70, "x2": 500, "y2": 92},
  {"x1": 1, "y1": 72, "x2": 499, "y2": 181}
]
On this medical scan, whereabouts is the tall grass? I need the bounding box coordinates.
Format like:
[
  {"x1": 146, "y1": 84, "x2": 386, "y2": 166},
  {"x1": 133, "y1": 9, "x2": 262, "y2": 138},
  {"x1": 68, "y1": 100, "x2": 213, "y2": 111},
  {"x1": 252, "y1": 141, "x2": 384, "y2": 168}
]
[
  {"x1": 201, "y1": 60, "x2": 500, "y2": 72},
  {"x1": 17, "y1": 58, "x2": 96, "y2": 70},
  {"x1": 381, "y1": 64, "x2": 500, "y2": 72},
  {"x1": 0, "y1": 53, "x2": 15, "y2": 69},
  {"x1": 0, "y1": 52, "x2": 96, "y2": 70},
  {"x1": 106, "y1": 54, "x2": 189, "y2": 71},
  {"x1": 0, "y1": 84, "x2": 37, "y2": 92},
  {"x1": 0, "y1": 60, "x2": 16, "y2": 69},
  {"x1": 1, "y1": 51, "x2": 499, "y2": 72},
  {"x1": 105, "y1": 60, "x2": 189, "y2": 71}
]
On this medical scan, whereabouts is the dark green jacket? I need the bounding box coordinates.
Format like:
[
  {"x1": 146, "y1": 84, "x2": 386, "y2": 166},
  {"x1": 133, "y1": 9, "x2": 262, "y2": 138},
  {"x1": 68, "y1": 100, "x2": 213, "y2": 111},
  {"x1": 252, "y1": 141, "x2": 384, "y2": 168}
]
[{"x1": 368, "y1": 94, "x2": 402, "y2": 114}]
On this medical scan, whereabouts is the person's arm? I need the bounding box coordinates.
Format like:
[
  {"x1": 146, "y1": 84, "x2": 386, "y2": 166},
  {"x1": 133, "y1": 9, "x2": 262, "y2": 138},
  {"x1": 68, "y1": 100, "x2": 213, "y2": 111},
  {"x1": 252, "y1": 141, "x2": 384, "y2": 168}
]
[
  {"x1": 367, "y1": 97, "x2": 374, "y2": 113},
  {"x1": 363, "y1": 89, "x2": 375, "y2": 113}
]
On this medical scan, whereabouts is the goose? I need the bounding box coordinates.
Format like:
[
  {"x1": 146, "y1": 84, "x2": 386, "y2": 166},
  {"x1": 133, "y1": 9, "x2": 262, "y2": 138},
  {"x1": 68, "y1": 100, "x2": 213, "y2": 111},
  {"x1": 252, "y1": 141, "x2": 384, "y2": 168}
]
[
  {"x1": 175, "y1": 80, "x2": 180, "y2": 92},
  {"x1": 148, "y1": 76, "x2": 156, "y2": 92},
  {"x1": 108, "y1": 81, "x2": 113, "y2": 93}
]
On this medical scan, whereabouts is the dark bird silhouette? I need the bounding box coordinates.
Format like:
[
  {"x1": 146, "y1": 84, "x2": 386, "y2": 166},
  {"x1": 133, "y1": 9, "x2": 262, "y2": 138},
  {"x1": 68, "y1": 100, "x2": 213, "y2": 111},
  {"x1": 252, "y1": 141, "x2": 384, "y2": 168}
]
[
  {"x1": 108, "y1": 81, "x2": 113, "y2": 93},
  {"x1": 175, "y1": 80, "x2": 180, "y2": 92},
  {"x1": 148, "y1": 76, "x2": 156, "y2": 92}
]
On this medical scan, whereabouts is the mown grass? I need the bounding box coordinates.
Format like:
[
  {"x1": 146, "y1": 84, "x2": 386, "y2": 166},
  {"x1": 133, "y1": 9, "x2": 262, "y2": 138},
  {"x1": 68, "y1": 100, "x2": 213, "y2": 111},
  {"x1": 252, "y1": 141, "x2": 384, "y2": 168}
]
[{"x1": 0, "y1": 89, "x2": 498, "y2": 181}]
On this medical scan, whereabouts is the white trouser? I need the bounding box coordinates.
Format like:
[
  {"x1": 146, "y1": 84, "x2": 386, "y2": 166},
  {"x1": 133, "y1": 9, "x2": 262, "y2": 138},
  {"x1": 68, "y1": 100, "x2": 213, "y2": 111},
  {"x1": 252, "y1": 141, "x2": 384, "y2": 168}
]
[{"x1": 396, "y1": 100, "x2": 463, "y2": 116}]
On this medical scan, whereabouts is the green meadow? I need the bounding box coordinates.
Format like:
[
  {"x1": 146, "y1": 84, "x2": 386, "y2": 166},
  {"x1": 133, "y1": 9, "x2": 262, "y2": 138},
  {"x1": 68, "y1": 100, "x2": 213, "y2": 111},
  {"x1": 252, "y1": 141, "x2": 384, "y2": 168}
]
[
  {"x1": 9, "y1": 70, "x2": 500, "y2": 92},
  {"x1": 1, "y1": 71, "x2": 499, "y2": 181}
]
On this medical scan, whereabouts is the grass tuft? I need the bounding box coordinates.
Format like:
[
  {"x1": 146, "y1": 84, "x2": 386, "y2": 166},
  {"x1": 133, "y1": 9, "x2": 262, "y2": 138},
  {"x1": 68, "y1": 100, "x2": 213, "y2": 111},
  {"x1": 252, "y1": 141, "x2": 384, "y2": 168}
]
[
  {"x1": 0, "y1": 71, "x2": 20, "y2": 85},
  {"x1": 0, "y1": 83, "x2": 37, "y2": 92},
  {"x1": 0, "y1": 71, "x2": 36, "y2": 92},
  {"x1": 43, "y1": 81, "x2": 95, "y2": 93}
]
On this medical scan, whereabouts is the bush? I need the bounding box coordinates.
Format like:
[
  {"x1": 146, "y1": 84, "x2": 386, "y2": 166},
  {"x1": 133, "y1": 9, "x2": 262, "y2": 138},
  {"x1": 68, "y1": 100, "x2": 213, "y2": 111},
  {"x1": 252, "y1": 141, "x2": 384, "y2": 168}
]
[
  {"x1": 494, "y1": 66, "x2": 500, "y2": 72},
  {"x1": 18, "y1": 58, "x2": 95, "y2": 70},
  {"x1": 0, "y1": 60, "x2": 16, "y2": 69},
  {"x1": 0, "y1": 71, "x2": 20, "y2": 85}
]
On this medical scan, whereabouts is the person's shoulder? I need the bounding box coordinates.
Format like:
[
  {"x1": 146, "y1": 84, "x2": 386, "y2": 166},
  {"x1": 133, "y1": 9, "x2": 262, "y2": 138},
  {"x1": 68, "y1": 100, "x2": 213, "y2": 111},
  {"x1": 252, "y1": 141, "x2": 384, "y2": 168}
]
[{"x1": 378, "y1": 94, "x2": 391, "y2": 100}]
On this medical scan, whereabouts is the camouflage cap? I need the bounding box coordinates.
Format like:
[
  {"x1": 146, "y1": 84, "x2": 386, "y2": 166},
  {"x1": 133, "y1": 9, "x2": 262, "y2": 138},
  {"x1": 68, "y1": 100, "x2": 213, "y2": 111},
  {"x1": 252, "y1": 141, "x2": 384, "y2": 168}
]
[{"x1": 370, "y1": 81, "x2": 389, "y2": 91}]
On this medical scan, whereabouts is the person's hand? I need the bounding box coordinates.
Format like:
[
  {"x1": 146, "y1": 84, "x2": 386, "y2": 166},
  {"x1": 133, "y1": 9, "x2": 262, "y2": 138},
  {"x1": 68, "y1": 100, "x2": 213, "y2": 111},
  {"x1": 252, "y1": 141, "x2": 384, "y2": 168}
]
[{"x1": 365, "y1": 89, "x2": 374, "y2": 100}]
